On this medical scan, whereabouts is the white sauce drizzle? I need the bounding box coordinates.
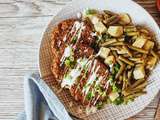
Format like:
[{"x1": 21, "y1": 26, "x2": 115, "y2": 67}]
[
  {"x1": 77, "y1": 57, "x2": 88, "y2": 70},
  {"x1": 93, "y1": 72, "x2": 110, "y2": 105},
  {"x1": 61, "y1": 57, "x2": 89, "y2": 89},
  {"x1": 60, "y1": 21, "x2": 86, "y2": 66},
  {"x1": 90, "y1": 32, "x2": 97, "y2": 37},
  {"x1": 84, "y1": 49, "x2": 88, "y2": 53},
  {"x1": 77, "y1": 12, "x2": 82, "y2": 19},
  {"x1": 59, "y1": 20, "x2": 111, "y2": 106},
  {"x1": 57, "y1": 40, "x2": 62, "y2": 47},
  {"x1": 72, "y1": 22, "x2": 86, "y2": 48},
  {"x1": 95, "y1": 76, "x2": 103, "y2": 86},
  {"x1": 77, "y1": 23, "x2": 85, "y2": 39},
  {"x1": 63, "y1": 35, "x2": 67, "y2": 42},
  {"x1": 62, "y1": 21, "x2": 82, "y2": 44},
  {"x1": 82, "y1": 60, "x2": 100, "y2": 95},
  {"x1": 60, "y1": 46, "x2": 72, "y2": 66},
  {"x1": 74, "y1": 58, "x2": 92, "y2": 94},
  {"x1": 104, "y1": 80, "x2": 110, "y2": 90},
  {"x1": 70, "y1": 21, "x2": 81, "y2": 34},
  {"x1": 61, "y1": 65, "x2": 81, "y2": 88},
  {"x1": 109, "y1": 64, "x2": 114, "y2": 72},
  {"x1": 93, "y1": 95, "x2": 101, "y2": 105}
]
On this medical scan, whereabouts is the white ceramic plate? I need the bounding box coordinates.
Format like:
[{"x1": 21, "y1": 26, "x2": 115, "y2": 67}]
[{"x1": 39, "y1": 0, "x2": 160, "y2": 119}]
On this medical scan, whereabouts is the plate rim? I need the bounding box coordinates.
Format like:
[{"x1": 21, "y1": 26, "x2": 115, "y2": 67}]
[{"x1": 38, "y1": 0, "x2": 160, "y2": 119}]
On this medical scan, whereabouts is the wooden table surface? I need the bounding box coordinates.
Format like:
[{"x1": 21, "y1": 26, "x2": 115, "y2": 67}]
[{"x1": 0, "y1": 0, "x2": 159, "y2": 120}]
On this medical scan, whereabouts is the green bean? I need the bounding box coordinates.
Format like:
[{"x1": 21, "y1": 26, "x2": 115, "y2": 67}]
[
  {"x1": 129, "y1": 57, "x2": 144, "y2": 63},
  {"x1": 131, "y1": 79, "x2": 146, "y2": 89},
  {"x1": 119, "y1": 56, "x2": 135, "y2": 66},
  {"x1": 116, "y1": 60, "x2": 126, "y2": 79},
  {"x1": 132, "y1": 35, "x2": 138, "y2": 40},
  {"x1": 122, "y1": 71, "x2": 128, "y2": 90},
  {"x1": 103, "y1": 14, "x2": 109, "y2": 19},
  {"x1": 111, "y1": 41, "x2": 125, "y2": 46},
  {"x1": 122, "y1": 88, "x2": 143, "y2": 96},
  {"x1": 112, "y1": 51, "x2": 118, "y2": 58},
  {"x1": 142, "y1": 54, "x2": 148, "y2": 66},
  {"x1": 125, "y1": 26, "x2": 136, "y2": 29},
  {"x1": 100, "y1": 39, "x2": 117, "y2": 47},
  {"x1": 126, "y1": 32, "x2": 139, "y2": 36},
  {"x1": 103, "y1": 15, "x2": 118, "y2": 25},
  {"x1": 134, "y1": 81, "x2": 147, "y2": 90},
  {"x1": 146, "y1": 36, "x2": 152, "y2": 40},
  {"x1": 140, "y1": 29, "x2": 149, "y2": 34},
  {"x1": 125, "y1": 91, "x2": 147, "y2": 98},
  {"x1": 103, "y1": 10, "x2": 116, "y2": 16},
  {"x1": 108, "y1": 17, "x2": 120, "y2": 25},
  {"x1": 128, "y1": 45, "x2": 148, "y2": 54},
  {"x1": 110, "y1": 47, "x2": 119, "y2": 51},
  {"x1": 119, "y1": 75, "x2": 123, "y2": 81},
  {"x1": 127, "y1": 65, "x2": 132, "y2": 69},
  {"x1": 124, "y1": 27, "x2": 137, "y2": 32},
  {"x1": 123, "y1": 54, "x2": 130, "y2": 58},
  {"x1": 123, "y1": 46, "x2": 133, "y2": 57},
  {"x1": 118, "y1": 38, "x2": 125, "y2": 41},
  {"x1": 127, "y1": 69, "x2": 133, "y2": 86},
  {"x1": 151, "y1": 50, "x2": 159, "y2": 59}
]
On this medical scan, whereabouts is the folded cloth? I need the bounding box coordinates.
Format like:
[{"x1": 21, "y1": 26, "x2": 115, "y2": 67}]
[{"x1": 17, "y1": 72, "x2": 72, "y2": 120}]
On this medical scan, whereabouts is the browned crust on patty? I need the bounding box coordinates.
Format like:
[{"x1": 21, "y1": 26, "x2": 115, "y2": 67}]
[
  {"x1": 51, "y1": 19, "x2": 95, "y2": 80},
  {"x1": 50, "y1": 18, "x2": 110, "y2": 106}
]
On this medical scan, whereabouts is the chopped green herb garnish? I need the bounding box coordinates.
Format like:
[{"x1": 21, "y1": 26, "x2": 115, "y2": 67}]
[
  {"x1": 102, "y1": 92, "x2": 107, "y2": 98},
  {"x1": 64, "y1": 74, "x2": 72, "y2": 80},
  {"x1": 86, "y1": 9, "x2": 97, "y2": 15},
  {"x1": 96, "y1": 101, "x2": 103, "y2": 109},
  {"x1": 108, "y1": 75, "x2": 114, "y2": 86},
  {"x1": 112, "y1": 68, "x2": 116, "y2": 75},
  {"x1": 95, "y1": 85, "x2": 103, "y2": 95},
  {"x1": 83, "y1": 84, "x2": 89, "y2": 90},
  {"x1": 112, "y1": 63, "x2": 120, "y2": 76},
  {"x1": 84, "y1": 66, "x2": 88, "y2": 74},
  {"x1": 86, "y1": 91, "x2": 95, "y2": 100},
  {"x1": 72, "y1": 36, "x2": 78, "y2": 44},
  {"x1": 113, "y1": 96, "x2": 124, "y2": 105},
  {"x1": 124, "y1": 97, "x2": 134, "y2": 104},
  {"x1": 65, "y1": 59, "x2": 71, "y2": 67},
  {"x1": 69, "y1": 56, "x2": 74, "y2": 62},
  {"x1": 102, "y1": 33, "x2": 112, "y2": 40},
  {"x1": 112, "y1": 84, "x2": 119, "y2": 92},
  {"x1": 108, "y1": 75, "x2": 114, "y2": 81},
  {"x1": 114, "y1": 63, "x2": 120, "y2": 73},
  {"x1": 106, "y1": 98, "x2": 112, "y2": 104},
  {"x1": 112, "y1": 83, "x2": 121, "y2": 93},
  {"x1": 64, "y1": 57, "x2": 76, "y2": 68}
]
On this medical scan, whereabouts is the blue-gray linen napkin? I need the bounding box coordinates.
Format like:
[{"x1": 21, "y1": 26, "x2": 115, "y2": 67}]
[{"x1": 17, "y1": 72, "x2": 73, "y2": 120}]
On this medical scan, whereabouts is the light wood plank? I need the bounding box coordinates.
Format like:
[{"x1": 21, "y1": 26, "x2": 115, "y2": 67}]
[
  {"x1": 155, "y1": 93, "x2": 160, "y2": 120},
  {"x1": 0, "y1": 0, "x2": 71, "y2": 17},
  {"x1": 0, "y1": 16, "x2": 52, "y2": 120}
]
